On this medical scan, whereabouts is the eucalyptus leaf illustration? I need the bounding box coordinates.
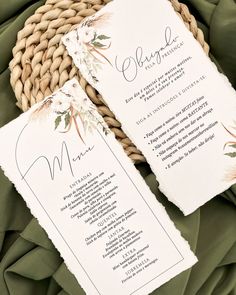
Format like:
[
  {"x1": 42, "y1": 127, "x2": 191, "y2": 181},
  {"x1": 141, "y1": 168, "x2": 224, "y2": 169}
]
[
  {"x1": 64, "y1": 112, "x2": 71, "y2": 128},
  {"x1": 97, "y1": 34, "x2": 110, "y2": 40},
  {"x1": 92, "y1": 41, "x2": 105, "y2": 48},
  {"x1": 225, "y1": 152, "x2": 236, "y2": 158},
  {"x1": 55, "y1": 116, "x2": 62, "y2": 130}
]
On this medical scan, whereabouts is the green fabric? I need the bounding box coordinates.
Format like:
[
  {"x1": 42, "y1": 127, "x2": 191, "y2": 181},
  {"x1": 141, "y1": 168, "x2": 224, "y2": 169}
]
[{"x1": 0, "y1": 0, "x2": 236, "y2": 294}]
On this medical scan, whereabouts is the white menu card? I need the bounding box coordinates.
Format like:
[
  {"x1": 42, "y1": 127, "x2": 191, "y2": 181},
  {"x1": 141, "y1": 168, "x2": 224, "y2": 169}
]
[{"x1": 0, "y1": 79, "x2": 196, "y2": 295}]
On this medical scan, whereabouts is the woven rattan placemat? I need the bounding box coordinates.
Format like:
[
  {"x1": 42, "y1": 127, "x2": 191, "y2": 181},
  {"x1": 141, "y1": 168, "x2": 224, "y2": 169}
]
[{"x1": 9, "y1": 0, "x2": 209, "y2": 163}]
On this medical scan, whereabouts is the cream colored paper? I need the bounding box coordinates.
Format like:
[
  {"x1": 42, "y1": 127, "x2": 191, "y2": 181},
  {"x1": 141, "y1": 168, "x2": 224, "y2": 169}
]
[
  {"x1": 63, "y1": 0, "x2": 236, "y2": 215},
  {"x1": 0, "y1": 79, "x2": 196, "y2": 295}
]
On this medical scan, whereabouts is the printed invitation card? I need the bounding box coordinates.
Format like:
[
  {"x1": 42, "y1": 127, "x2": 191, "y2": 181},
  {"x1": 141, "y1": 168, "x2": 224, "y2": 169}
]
[
  {"x1": 63, "y1": 0, "x2": 236, "y2": 215},
  {"x1": 0, "y1": 79, "x2": 197, "y2": 295}
]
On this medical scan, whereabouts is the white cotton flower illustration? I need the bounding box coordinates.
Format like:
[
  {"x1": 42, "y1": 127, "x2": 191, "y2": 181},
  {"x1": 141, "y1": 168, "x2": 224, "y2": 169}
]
[
  {"x1": 80, "y1": 27, "x2": 96, "y2": 43},
  {"x1": 51, "y1": 97, "x2": 71, "y2": 113}
]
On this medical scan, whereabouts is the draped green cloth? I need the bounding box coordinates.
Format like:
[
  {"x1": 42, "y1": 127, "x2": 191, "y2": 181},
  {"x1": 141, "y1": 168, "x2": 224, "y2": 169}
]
[{"x1": 0, "y1": 0, "x2": 236, "y2": 294}]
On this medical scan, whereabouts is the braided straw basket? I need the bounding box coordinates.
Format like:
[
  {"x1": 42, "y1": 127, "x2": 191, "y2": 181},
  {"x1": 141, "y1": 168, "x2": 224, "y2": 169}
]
[{"x1": 9, "y1": 0, "x2": 209, "y2": 163}]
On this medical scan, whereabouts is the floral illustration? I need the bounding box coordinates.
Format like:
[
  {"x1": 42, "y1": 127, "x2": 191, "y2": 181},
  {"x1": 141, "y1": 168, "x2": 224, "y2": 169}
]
[
  {"x1": 223, "y1": 122, "x2": 236, "y2": 158},
  {"x1": 75, "y1": 12, "x2": 112, "y2": 83},
  {"x1": 223, "y1": 122, "x2": 236, "y2": 181},
  {"x1": 30, "y1": 83, "x2": 110, "y2": 143}
]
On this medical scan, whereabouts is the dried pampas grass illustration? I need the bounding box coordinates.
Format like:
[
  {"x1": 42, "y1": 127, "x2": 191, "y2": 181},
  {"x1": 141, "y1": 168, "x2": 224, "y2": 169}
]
[
  {"x1": 82, "y1": 12, "x2": 112, "y2": 29},
  {"x1": 223, "y1": 122, "x2": 236, "y2": 181}
]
